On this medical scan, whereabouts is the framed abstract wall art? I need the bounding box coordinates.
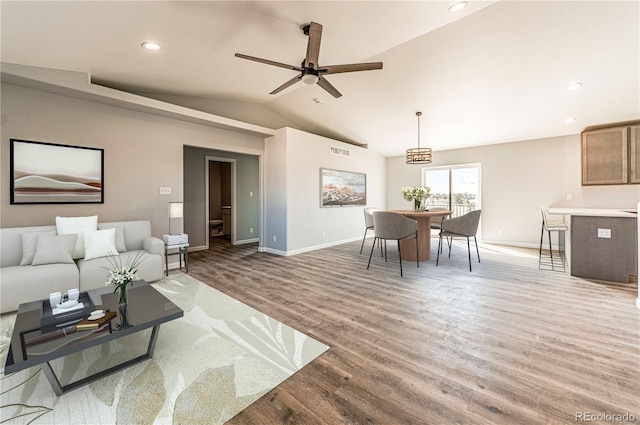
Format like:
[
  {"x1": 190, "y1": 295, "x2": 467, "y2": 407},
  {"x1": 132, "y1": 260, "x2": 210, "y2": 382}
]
[
  {"x1": 10, "y1": 139, "x2": 104, "y2": 204},
  {"x1": 320, "y1": 168, "x2": 366, "y2": 207}
]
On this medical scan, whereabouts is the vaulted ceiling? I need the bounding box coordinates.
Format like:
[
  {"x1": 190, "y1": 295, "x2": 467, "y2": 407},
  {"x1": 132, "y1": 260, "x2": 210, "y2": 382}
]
[{"x1": 2, "y1": 1, "x2": 638, "y2": 156}]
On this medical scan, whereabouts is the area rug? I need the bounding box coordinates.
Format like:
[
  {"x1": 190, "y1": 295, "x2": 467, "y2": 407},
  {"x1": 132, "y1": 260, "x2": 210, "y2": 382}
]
[{"x1": 0, "y1": 273, "x2": 329, "y2": 424}]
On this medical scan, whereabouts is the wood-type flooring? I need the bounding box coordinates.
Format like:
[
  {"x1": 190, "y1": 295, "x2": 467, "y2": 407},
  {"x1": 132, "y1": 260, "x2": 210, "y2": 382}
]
[{"x1": 187, "y1": 237, "x2": 639, "y2": 425}]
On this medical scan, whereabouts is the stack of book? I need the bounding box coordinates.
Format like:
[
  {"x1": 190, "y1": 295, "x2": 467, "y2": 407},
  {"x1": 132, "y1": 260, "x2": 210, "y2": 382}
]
[{"x1": 76, "y1": 311, "x2": 117, "y2": 330}]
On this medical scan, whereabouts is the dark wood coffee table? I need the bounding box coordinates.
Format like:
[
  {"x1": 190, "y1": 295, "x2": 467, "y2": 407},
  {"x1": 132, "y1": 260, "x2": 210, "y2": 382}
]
[{"x1": 4, "y1": 280, "x2": 183, "y2": 396}]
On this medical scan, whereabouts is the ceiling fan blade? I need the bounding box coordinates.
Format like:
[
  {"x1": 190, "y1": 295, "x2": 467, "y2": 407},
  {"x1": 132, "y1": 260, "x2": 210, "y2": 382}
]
[
  {"x1": 304, "y1": 22, "x2": 322, "y2": 69},
  {"x1": 235, "y1": 53, "x2": 303, "y2": 72},
  {"x1": 317, "y1": 76, "x2": 342, "y2": 98},
  {"x1": 270, "y1": 75, "x2": 302, "y2": 94},
  {"x1": 320, "y1": 62, "x2": 384, "y2": 75}
]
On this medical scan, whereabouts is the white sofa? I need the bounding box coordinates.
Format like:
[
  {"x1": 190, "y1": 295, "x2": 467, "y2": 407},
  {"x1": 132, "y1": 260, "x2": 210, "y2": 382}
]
[{"x1": 0, "y1": 220, "x2": 164, "y2": 314}]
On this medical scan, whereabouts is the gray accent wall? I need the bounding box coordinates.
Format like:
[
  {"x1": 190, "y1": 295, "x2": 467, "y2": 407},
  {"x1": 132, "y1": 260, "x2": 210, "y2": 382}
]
[{"x1": 183, "y1": 146, "x2": 260, "y2": 248}]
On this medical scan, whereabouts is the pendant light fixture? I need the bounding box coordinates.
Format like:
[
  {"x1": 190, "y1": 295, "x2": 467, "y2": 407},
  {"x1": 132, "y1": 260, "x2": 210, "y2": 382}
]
[{"x1": 405, "y1": 111, "x2": 432, "y2": 164}]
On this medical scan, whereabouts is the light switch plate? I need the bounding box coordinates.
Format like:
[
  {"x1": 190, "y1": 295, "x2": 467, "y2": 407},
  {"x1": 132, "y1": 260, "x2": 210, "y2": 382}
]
[
  {"x1": 597, "y1": 228, "x2": 611, "y2": 238},
  {"x1": 160, "y1": 187, "x2": 172, "y2": 195}
]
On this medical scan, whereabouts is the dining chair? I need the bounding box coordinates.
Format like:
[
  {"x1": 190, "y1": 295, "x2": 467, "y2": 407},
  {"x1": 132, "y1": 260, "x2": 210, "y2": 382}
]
[
  {"x1": 360, "y1": 207, "x2": 379, "y2": 254},
  {"x1": 428, "y1": 207, "x2": 451, "y2": 231},
  {"x1": 539, "y1": 206, "x2": 567, "y2": 272},
  {"x1": 428, "y1": 207, "x2": 451, "y2": 254},
  {"x1": 436, "y1": 210, "x2": 481, "y2": 272},
  {"x1": 367, "y1": 211, "x2": 418, "y2": 277}
]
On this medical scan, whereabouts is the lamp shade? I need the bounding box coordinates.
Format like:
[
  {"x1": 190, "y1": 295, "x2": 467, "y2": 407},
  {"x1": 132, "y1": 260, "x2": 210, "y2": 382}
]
[
  {"x1": 406, "y1": 147, "x2": 433, "y2": 164},
  {"x1": 405, "y1": 111, "x2": 433, "y2": 164},
  {"x1": 169, "y1": 202, "x2": 183, "y2": 219}
]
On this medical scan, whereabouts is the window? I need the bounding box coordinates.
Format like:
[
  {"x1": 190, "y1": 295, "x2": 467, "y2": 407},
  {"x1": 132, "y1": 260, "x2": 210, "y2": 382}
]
[{"x1": 423, "y1": 164, "x2": 481, "y2": 218}]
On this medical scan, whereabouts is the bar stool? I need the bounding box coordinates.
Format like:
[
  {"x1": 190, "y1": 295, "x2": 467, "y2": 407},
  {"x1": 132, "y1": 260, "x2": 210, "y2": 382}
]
[{"x1": 539, "y1": 207, "x2": 568, "y2": 272}]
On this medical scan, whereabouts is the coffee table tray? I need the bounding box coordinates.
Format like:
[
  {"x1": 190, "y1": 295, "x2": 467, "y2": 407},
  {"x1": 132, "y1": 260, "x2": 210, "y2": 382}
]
[{"x1": 39, "y1": 291, "x2": 95, "y2": 333}]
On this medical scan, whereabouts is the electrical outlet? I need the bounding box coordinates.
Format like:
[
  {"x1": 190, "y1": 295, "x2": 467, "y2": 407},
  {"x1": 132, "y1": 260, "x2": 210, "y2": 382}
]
[
  {"x1": 159, "y1": 187, "x2": 172, "y2": 195},
  {"x1": 597, "y1": 228, "x2": 611, "y2": 238},
  {"x1": 250, "y1": 228, "x2": 254, "y2": 234},
  {"x1": 273, "y1": 235, "x2": 277, "y2": 242},
  {"x1": 497, "y1": 230, "x2": 503, "y2": 236},
  {"x1": 249, "y1": 191, "x2": 254, "y2": 197},
  {"x1": 322, "y1": 231, "x2": 325, "y2": 238},
  {"x1": 566, "y1": 193, "x2": 573, "y2": 201}
]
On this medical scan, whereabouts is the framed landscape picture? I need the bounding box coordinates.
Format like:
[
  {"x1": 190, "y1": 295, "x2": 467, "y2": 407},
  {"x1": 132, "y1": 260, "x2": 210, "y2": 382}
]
[
  {"x1": 10, "y1": 139, "x2": 104, "y2": 204},
  {"x1": 320, "y1": 168, "x2": 366, "y2": 207}
]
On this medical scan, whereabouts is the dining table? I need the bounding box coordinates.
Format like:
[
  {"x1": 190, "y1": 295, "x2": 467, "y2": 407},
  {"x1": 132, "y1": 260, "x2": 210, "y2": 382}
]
[{"x1": 391, "y1": 209, "x2": 452, "y2": 262}]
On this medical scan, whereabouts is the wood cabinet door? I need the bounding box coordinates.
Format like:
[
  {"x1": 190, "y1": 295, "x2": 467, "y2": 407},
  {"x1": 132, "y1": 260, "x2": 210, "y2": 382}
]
[
  {"x1": 630, "y1": 125, "x2": 640, "y2": 183},
  {"x1": 581, "y1": 126, "x2": 628, "y2": 185}
]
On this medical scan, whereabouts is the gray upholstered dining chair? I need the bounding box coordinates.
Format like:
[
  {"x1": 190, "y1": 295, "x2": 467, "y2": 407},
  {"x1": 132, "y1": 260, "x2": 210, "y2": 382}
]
[
  {"x1": 367, "y1": 211, "x2": 418, "y2": 277},
  {"x1": 429, "y1": 207, "x2": 451, "y2": 253},
  {"x1": 436, "y1": 209, "x2": 481, "y2": 272},
  {"x1": 360, "y1": 207, "x2": 380, "y2": 254},
  {"x1": 428, "y1": 207, "x2": 451, "y2": 231}
]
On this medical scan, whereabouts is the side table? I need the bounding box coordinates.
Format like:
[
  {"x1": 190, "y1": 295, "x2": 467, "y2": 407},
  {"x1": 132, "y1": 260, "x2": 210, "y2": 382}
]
[{"x1": 165, "y1": 243, "x2": 189, "y2": 276}]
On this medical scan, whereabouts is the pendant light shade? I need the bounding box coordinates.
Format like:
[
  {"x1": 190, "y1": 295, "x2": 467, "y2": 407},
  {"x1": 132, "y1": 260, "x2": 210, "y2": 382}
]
[{"x1": 405, "y1": 112, "x2": 432, "y2": 164}]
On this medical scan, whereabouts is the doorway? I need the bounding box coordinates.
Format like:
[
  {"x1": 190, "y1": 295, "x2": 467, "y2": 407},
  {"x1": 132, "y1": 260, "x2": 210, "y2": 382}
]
[{"x1": 205, "y1": 156, "x2": 235, "y2": 250}]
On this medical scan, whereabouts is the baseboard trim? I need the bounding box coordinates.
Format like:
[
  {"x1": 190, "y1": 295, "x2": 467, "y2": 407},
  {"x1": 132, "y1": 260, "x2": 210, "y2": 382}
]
[
  {"x1": 480, "y1": 240, "x2": 540, "y2": 250},
  {"x1": 235, "y1": 238, "x2": 259, "y2": 245},
  {"x1": 260, "y1": 236, "x2": 363, "y2": 257},
  {"x1": 260, "y1": 247, "x2": 287, "y2": 256}
]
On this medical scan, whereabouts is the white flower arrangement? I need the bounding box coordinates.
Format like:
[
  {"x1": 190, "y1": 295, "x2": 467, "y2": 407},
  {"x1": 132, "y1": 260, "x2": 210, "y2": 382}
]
[
  {"x1": 401, "y1": 186, "x2": 431, "y2": 210},
  {"x1": 103, "y1": 251, "x2": 145, "y2": 303}
]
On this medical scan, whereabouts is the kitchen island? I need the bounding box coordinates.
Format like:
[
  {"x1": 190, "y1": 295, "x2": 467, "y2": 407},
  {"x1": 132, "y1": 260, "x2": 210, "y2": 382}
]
[{"x1": 547, "y1": 207, "x2": 637, "y2": 284}]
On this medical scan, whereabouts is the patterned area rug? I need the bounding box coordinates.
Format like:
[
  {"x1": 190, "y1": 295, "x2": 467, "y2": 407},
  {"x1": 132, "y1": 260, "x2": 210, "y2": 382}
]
[{"x1": 0, "y1": 273, "x2": 329, "y2": 424}]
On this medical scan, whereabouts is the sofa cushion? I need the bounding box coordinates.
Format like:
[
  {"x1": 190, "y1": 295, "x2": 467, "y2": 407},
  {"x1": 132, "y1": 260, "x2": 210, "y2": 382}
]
[
  {"x1": 78, "y1": 250, "x2": 163, "y2": 291},
  {"x1": 84, "y1": 228, "x2": 118, "y2": 261},
  {"x1": 97, "y1": 224, "x2": 126, "y2": 252},
  {"x1": 56, "y1": 215, "x2": 98, "y2": 259},
  {"x1": 32, "y1": 234, "x2": 77, "y2": 266},
  {"x1": 20, "y1": 230, "x2": 56, "y2": 265}
]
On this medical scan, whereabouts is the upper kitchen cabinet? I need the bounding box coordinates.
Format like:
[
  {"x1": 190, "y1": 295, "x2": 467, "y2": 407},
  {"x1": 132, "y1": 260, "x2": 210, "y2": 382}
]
[
  {"x1": 581, "y1": 122, "x2": 639, "y2": 185},
  {"x1": 631, "y1": 125, "x2": 640, "y2": 183}
]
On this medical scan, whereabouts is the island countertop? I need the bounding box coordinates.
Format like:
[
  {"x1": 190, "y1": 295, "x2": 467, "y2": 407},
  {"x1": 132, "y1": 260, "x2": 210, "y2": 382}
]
[
  {"x1": 546, "y1": 206, "x2": 637, "y2": 284},
  {"x1": 547, "y1": 207, "x2": 637, "y2": 218}
]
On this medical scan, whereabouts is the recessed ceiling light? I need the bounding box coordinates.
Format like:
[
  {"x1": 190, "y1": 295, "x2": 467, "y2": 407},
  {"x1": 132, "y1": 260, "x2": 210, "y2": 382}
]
[
  {"x1": 566, "y1": 82, "x2": 582, "y2": 90},
  {"x1": 141, "y1": 41, "x2": 160, "y2": 51},
  {"x1": 564, "y1": 117, "x2": 576, "y2": 123},
  {"x1": 448, "y1": 1, "x2": 468, "y2": 12}
]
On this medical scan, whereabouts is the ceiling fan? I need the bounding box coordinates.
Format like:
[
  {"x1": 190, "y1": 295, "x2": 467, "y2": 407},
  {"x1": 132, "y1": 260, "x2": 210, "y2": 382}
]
[{"x1": 235, "y1": 22, "x2": 383, "y2": 98}]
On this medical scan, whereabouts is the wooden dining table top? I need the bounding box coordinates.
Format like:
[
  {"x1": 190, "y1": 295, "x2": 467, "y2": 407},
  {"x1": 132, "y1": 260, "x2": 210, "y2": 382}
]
[{"x1": 391, "y1": 209, "x2": 452, "y2": 218}]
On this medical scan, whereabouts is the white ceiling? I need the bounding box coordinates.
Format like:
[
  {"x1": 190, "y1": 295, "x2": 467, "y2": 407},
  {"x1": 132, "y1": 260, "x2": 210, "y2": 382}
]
[{"x1": 2, "y1": 1, "x2": 639, "y2": 157}]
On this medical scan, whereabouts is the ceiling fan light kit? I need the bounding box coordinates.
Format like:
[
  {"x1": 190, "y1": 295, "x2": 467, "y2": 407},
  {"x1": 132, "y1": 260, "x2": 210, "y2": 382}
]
[
  {"x1": 406, "y1": 112, "x2": 433, "y2": 164},
  {"x1": 302, "y1": 74, "x2": 319, "y2": 85},
  {"x1": 448, "y1": 1, "x2": 468, "y2": 13},
  {"x1": 235, "y1": 21, "x2": 382, "y2": 98}
]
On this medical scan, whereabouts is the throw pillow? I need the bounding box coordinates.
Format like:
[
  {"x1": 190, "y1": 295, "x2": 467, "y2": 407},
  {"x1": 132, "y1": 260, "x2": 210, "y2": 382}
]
[
  {"x1": 84, "y1": 228, "x2": 118, "y2": 261},
  {"x1": 56, "y1": 215, "x2": 98, "y2": 259},
  {"x1": 31, "y1": 234, "x2": 77, "y2": 266},
  {"x1": 97, "y1": 224, "x2": 126, "y2": 252},
  {"x1": 20, "y1": 230, "x2": 56, "y2": 265}
]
